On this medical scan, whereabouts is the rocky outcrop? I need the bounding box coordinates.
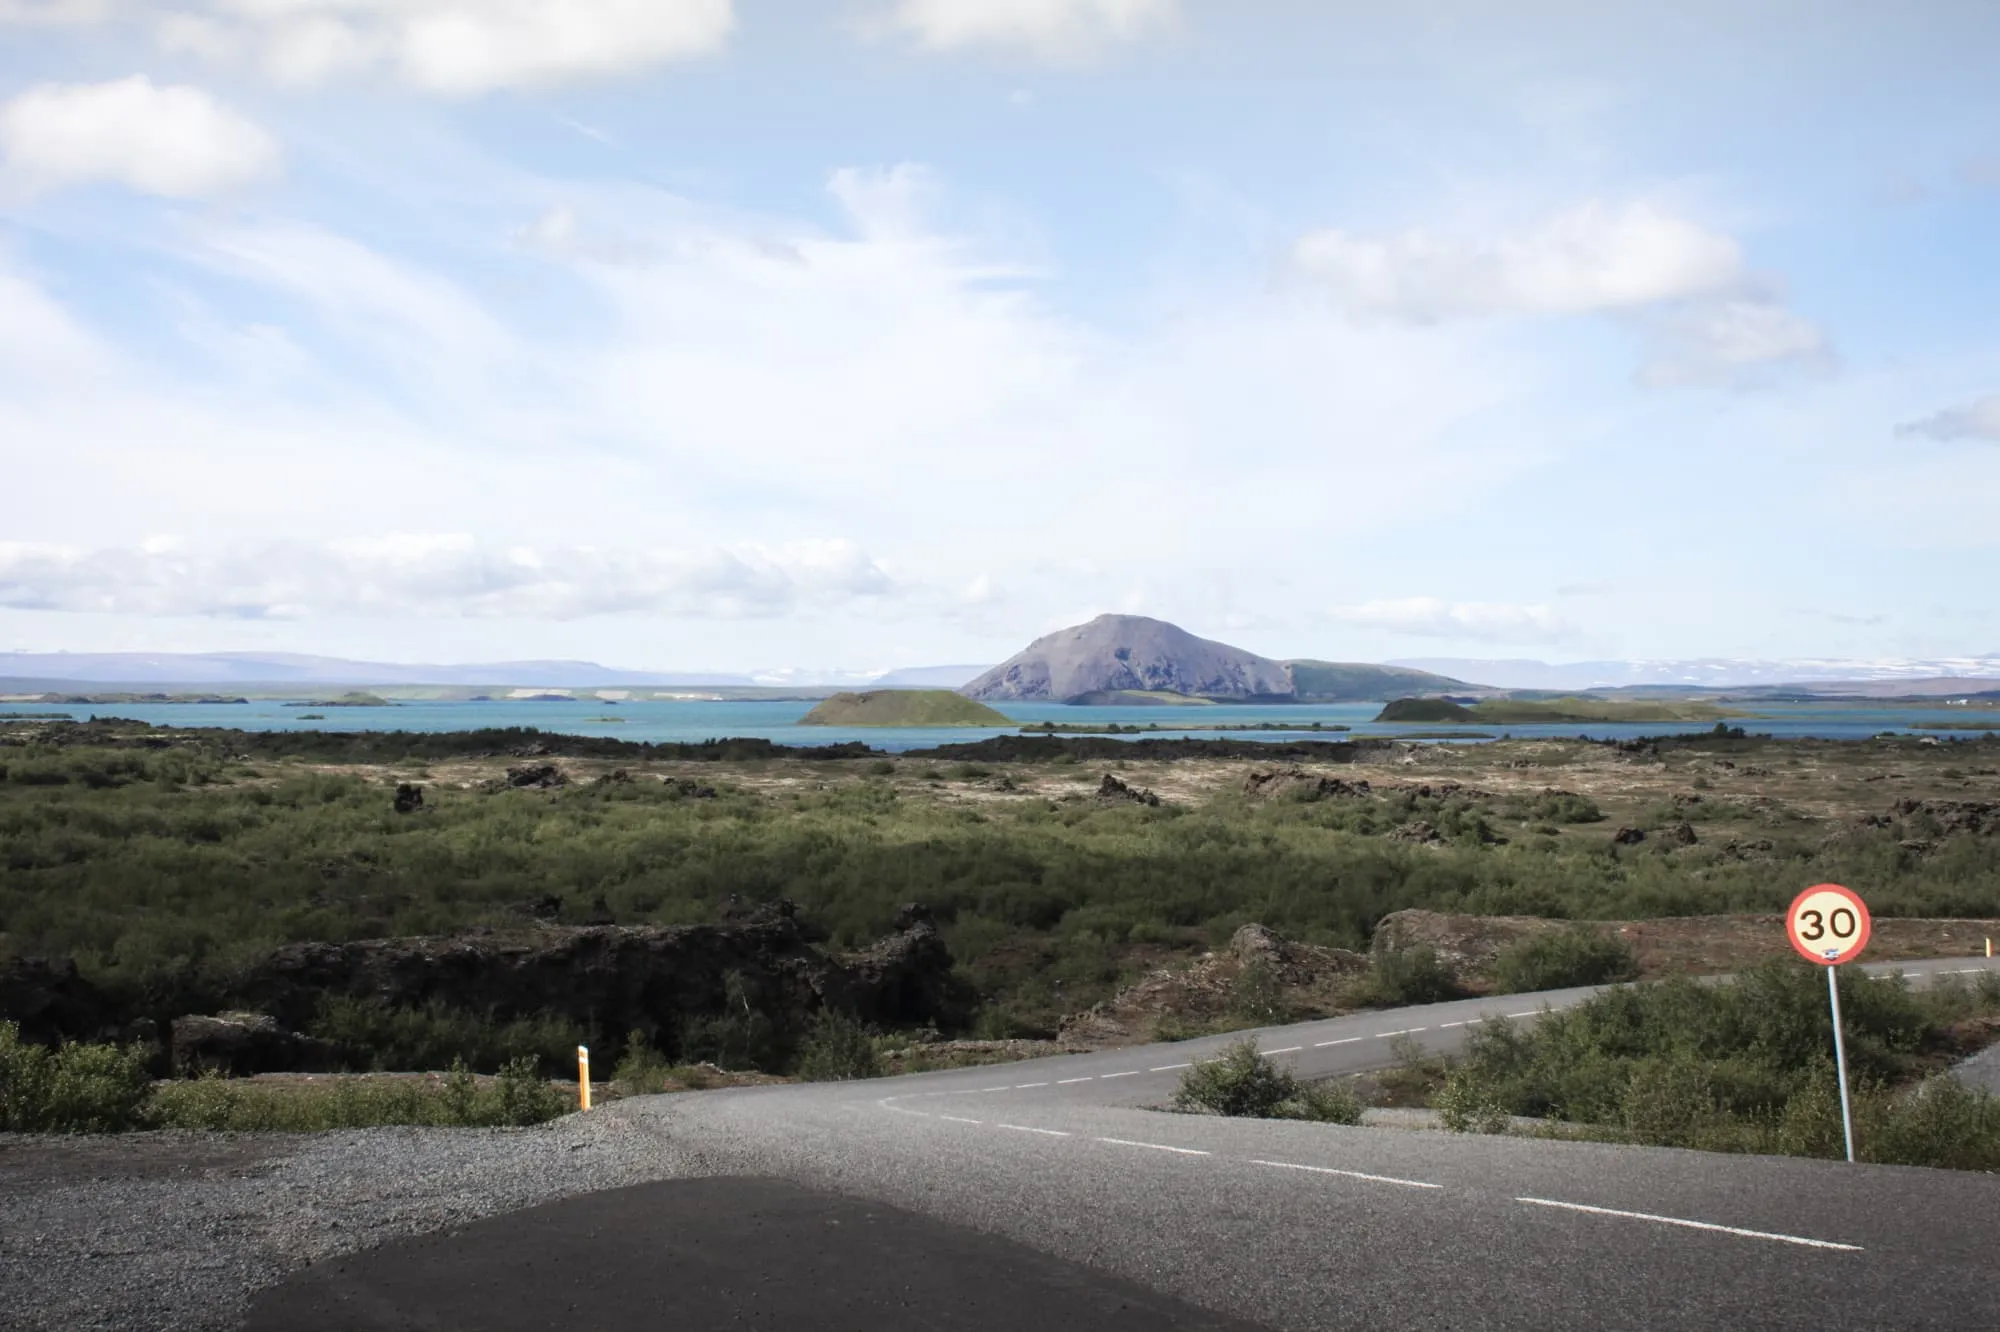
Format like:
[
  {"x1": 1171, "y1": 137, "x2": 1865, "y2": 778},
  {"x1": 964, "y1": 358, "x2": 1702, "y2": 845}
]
[
  {"x1": 962, "y1": 614, "x2": 1295, "y2": 703},
  {"x1": 1612, "y1": 826, "x2": 1647, "y2": 845},
  {"x1": 1096, "y1": 773, "x2": 1161, "y2": 806},
  {"x1": 1058, "y1": 923, "x2": 1366, "y2": 1046},
  {"x1": 501, "y1": 763, "x2": 568, "y2": 789},
  {"x1": 1243, "y1": 768, "x2": 1372, "y2": 801},
  {"x1": 392, "y1": 783, "x2": 424, "y2": 813},
  {"x1": 1370, "y1": 909, "x2": 1570, "y2": 981},
  {"x1": 171, "y1": 1012, "x2": 339, "y2": 1076},
  {"x1": 228, "y1": 900, "x2": 960, "y2": 1057},
  {"x1": 0, "y1": 956, "x2": 113, "y2": 1045}
]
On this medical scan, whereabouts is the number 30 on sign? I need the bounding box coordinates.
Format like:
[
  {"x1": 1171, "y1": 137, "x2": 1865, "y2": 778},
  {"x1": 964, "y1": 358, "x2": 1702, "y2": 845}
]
[{"x1": 1786, "y1": 883, "x2": 1871, "y2": 965}]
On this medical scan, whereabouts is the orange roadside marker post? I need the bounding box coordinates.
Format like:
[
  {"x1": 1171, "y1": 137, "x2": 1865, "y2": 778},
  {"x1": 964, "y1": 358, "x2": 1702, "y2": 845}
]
[
  {"x1": 1786, "y1": 883, "x2": 1871, "y2": 1163},
  {"x1": 578, "y1": 1044, "x2": 592, "y2": 1111}
]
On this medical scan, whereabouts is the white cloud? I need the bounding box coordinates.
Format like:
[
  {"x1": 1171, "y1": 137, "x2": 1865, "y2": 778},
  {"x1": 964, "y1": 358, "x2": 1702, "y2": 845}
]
[
  {"x1": 0, "y1": 76, "x2": 279, "y2": 199},
  {"x1": 1291, "y1": 201, "x2": 1744, "y2": 322},
  {"x1": 1327, "y1": 598, "x2": 1574, "y2": 644},
  {"x1": 1291, "y1": 200, "x2": 1833, "y2": 389},
  {"x1": 1896, "y1": 394, "x2": 2000, "y2": 443},
  {"x1": 884, "y1": 0, "x2": 1174, "y2": 61},
  {"x1": 1636, "y1": 294, "x2": 1833, "y2": 388},
  {"x1": 157, "y1": 0, "x2": 735, "y2": 94},
  {"x1": 0, "y1": 0, "x2": 108, "y2": 22},
  {"x1": 0, "y1": 537, "x2": 908, "y2": 620}
]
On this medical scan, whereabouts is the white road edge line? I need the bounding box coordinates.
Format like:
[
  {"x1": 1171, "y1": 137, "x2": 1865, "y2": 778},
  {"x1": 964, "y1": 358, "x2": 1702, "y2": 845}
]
[
  {"x1": 938, "y1": 1115, "x2": 984, "y2": 1125},
  {"x1": 1249, "y1": 1159, "x2": 1442, "y2": 1190},
  {"x1": 1095, "y1": 1137, "x2": 1210, "y2": 1156},
  {"x1": 1150, "y1": 1063, "x2": 1192, "y2": 1072},
  {"x1": 996, "y1": 1124, "x2": 1070, "y2": 1137},
  {"x1": 1315, "y1": 1037, "x2": 1363, "y2": 1047},
  {"x1": 1515, "y1": 1197, "x2": 1862, "y2": 1252}
]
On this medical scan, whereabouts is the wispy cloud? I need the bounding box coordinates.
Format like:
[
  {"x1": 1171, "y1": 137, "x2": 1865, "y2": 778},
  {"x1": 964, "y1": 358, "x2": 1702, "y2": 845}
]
[
  {"x1": 1327, "y1": 597, "x2": 1575, "y2": 644},
  {"x1": 1896, "y1": 394, "x2": 2000, "y2": 443},
  {"x1": 0, "y1": 537, "x2": 914, "y2": 621},
  {"x1": 880, "y1": 0, "x2": 1176, "y2": 62}
]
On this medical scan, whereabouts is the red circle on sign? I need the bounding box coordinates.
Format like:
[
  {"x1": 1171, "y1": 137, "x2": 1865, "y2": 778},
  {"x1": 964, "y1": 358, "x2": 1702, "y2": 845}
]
[{"x1": 1786, "y1": 883, "x2": 1871, "y2": 966}]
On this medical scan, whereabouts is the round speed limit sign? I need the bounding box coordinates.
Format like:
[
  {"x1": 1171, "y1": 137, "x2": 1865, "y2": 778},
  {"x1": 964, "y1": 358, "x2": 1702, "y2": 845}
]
[{"x1": 1787, "y1": 883, "x2": 1871, "y2": 965}]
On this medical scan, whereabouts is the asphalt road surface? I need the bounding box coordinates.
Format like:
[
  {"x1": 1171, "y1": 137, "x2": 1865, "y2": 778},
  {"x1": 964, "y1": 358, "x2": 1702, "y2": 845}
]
[{"x1": 251, "y1": 956, "x2": 2000, "y2": 1331}]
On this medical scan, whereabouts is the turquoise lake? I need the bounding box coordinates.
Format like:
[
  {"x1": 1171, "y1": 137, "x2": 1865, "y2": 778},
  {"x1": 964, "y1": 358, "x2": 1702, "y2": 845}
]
[{"x1": 1, "y1": 697, "x2": 1993, "y2": 752}]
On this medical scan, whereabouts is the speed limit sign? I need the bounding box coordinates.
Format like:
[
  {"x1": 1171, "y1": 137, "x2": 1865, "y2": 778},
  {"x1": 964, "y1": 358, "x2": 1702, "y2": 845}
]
[{"x1": 1787, "y1": 883, "x2": 1871, "y2": 965}]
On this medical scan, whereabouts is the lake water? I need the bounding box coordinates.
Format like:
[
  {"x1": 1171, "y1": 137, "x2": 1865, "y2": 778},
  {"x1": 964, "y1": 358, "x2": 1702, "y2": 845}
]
[{"x1": 1, "y1": 697, "x2": 1993, "y2": 752}]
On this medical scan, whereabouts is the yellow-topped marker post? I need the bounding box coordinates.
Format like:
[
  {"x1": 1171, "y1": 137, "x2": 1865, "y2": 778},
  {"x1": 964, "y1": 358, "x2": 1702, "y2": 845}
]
[
  {"x1": 1786, "y1": 883, "x2": 1871, "y2": 1162},
  {"x1": 577, "y1": 1045, "x2": 592, "y2": 1112}
]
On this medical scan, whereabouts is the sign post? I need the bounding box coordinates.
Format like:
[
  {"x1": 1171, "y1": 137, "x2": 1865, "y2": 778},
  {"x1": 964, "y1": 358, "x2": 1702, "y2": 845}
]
[{"x1": 1786, "y1": 883, "x2": 1872, "y2": 1163}]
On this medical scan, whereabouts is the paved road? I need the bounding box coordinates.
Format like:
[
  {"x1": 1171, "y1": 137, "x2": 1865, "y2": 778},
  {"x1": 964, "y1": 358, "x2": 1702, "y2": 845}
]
[{"x1": 253, "y1": 956, "x2": 2000, "y2": 1331}]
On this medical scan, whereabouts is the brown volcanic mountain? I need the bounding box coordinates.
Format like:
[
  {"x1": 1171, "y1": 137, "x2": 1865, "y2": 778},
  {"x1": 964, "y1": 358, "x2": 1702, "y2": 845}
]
[{"x1": 961, "y1": 614, "x2": 1296, "y2": 703}]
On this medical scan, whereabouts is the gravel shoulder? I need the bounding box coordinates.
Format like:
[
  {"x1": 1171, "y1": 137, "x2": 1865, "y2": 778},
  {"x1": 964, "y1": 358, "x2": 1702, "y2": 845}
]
[{"x1": 0, "y1": 1105, "x2": 703, "y2": 1332}]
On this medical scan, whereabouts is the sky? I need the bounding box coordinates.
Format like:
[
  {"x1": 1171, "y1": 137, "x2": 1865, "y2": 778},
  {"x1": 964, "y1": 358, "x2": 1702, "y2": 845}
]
[{"x1": 0, "y1": 0, "x2": 1996, "y2": 675}]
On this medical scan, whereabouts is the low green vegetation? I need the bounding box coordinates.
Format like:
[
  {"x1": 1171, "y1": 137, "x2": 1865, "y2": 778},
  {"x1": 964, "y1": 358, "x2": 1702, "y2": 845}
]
[
  {"x1": 1376, "y1": 697, "x2": 1746, "y2": 725},
  {"x1": 1427, "y1": 963, "x2": 2000, "y2": 1169},
  {"x1": 6, "y1": 720, "x2": 2000, "y2": 1062},
  {"x1": 1490, "y1": 929, "x2": 1639, "y2": 993},
  {"x1": 799, "y1": 690, "x2": 1012, "y2": 727},
  {"x1": 0, "y1": 1022, "x2": 569, "y2": 1132},
  {"x1": 1375, "y1": 698, "x2": 1475, "y2": 723},
  {"x1": 1173, "y1": 1037, "x2": 1362, "y2": 1123}
]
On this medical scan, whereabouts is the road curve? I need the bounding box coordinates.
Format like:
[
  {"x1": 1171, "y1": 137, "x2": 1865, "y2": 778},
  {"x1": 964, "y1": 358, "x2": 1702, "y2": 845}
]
[{"x1": 274, "y1": 956, "x2": 2000, "y2": 1330}]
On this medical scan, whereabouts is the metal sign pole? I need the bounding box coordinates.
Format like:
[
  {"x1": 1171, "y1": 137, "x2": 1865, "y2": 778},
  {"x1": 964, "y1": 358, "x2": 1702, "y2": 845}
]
[{"x1": 1826, "y1": 965, "x2": 1855, "y2": 1163}]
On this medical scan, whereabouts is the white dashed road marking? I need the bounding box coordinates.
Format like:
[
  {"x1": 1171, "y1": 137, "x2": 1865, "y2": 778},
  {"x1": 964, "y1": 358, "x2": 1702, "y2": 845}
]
[
  {"x1": 1265, "y1": 1046, "x2": 1302, "y2": 1055},
  {"x1": 1058, "y1": 1077, "x2": 1094, "y2": 1084},
  {"x1": 1249, "y1": 1160, "x2": 1442, "y2": 1190},
  {"x1": 1515, "y1": 1198, "x2": 1863, "y2": 1252},
  {"x1": 1150, "y1": 1064, "x2": 1192, "y2": 1072},
  {"x1": 996, "y1": 1124, "x2": 1070, "y2": 1137},
  {"x1": 1314, "y1": 1037, "x2": 1363, "y2": 1048},
  {"x1": 1096, "y1": 1138, "x2": 1210, "y2": 1156},
  {"x1": 1014, "y1": 1082, "x2": 1049, "y2": 1089},
  {"x1": 1100, "y1": 1071, "x2": 1140, "y2": 1079},
  {"x1": 939, "y1": 1115, "x2": 984, "y2": 1125},
  {"x1": 1374, "y1": 1028, "x2": 1426, "y2": 1039},
  {"x1": 1505, "y1": 1011, "x2": 1538, "y2": 1019}
]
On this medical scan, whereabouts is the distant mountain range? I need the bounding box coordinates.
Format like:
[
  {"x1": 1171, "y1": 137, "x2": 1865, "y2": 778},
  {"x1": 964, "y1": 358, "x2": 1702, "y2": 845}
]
[
  {"x1": 1390, "y1": 657, "x2": 2000, "y2": 692},
  {"x1": 0, "y1": 652, "x2": 754, "y2": 688},
  {"x1": 6, "y1": 641, "x2": 1996, "y2": 701}
]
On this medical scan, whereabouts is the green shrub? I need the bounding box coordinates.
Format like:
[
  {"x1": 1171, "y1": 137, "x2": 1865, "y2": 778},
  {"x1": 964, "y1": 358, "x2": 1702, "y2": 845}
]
[
  {"x1": 309, "y1": 997, "x2": 586, "y2": 1077},
  {"x1": 1229, "y1": 958, "x2": 1288, "y2": 1024},
  {"x1": 1174, "y1": 1038, "x2": 1298, "y2": 1117},
  {"x1": 1491, "y1": 929, "x2": 1638, "y2": 994},
  {"x1": 1434, "y1": 1066, "x2": 1511, "y2": 1134},
  {"x1": 612, "y1": 1029, "x2": 675, "y2": 1096},
  {"x1": 495, "y1": 1055, "x2": 570, "y2": 1124},
  {"x1": 1284, "y1": 1079, "x2": 1364, "y2": 1124},
  {"x1": 148, "y1": 1062, "x2": 571, "y2": 1130},
  {"x1": 0, "y1": 1022, "x2": 151, "y2": 1132},
  {"x1": 679, "y1": 972, "x2": 783, "y2": 1071},
  {"x1": 1351, "y1": 946, "x2": 1464, "y2": 1007},
  {"x1": 796, "y1": 1010, "x2": 880, "y2": 1081}
]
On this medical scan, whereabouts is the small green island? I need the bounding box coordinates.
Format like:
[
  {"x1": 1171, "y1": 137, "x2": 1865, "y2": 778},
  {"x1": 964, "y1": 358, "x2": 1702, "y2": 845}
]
[
  {"x1": 283, "y1": 692, "x2": 396, "y2": 708},
  {"x1": 1375, "y1": 696, "x2": 1748, "y2": 725},
  {"x1": 798, "y1": 690, "x2": 1012, "y2": 727}
]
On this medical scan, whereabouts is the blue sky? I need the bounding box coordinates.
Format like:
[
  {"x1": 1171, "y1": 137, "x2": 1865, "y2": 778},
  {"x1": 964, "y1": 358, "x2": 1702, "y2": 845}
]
[{"x1": 0, "y1": 0, "x2": 1995, "y2": 674}]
